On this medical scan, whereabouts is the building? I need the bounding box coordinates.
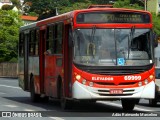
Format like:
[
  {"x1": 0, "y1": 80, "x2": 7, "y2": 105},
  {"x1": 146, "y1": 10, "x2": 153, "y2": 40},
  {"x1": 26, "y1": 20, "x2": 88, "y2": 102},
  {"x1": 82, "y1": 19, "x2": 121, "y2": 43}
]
[
  {"x1": 21, "y1": 15, "x2": 38, "y2": 25},
  {"x1": 0, "y1": 0, "x2": 12, "y2": 9}
]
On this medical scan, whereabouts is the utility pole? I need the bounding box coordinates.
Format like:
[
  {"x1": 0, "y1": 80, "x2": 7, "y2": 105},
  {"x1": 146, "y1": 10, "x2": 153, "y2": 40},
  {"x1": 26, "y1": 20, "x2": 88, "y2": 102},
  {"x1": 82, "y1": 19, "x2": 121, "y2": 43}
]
[{"x1": 144, "y1": 0, "x2": 147, "y2": 11}]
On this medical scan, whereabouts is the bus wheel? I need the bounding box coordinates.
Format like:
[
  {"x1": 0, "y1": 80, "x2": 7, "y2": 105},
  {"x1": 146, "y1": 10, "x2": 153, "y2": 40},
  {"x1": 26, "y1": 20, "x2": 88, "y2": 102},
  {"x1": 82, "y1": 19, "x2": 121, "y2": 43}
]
[
  {"x1": 135, "y1": 99, "x2": 140, "y2": 104},
  {"x1": 41, "y1": 96, "x2": 49, "y2": 103},
  {"x1": 60, "y1": 84, "x2": 71, "y2": 110},
  {"x1": 121, "y1": 99, "x2": 136, "y2": 111},
  {"x1": 149, "y1": 99, "x2": 157, "y2": 107},
  {"x1": 30, "y1": 77, "x2": 40, "y2": 102}
]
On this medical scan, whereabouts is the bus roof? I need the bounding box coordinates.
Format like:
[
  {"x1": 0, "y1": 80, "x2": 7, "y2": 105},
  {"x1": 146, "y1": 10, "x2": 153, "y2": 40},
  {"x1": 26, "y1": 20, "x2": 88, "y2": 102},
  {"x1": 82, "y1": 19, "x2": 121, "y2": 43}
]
[
  {"x1": 73, "y1": 7, "x2": 151, "y2": 15},
  {"x1": 20, "y1": 22, "x2": 37, "y2": 32},
  {"x1": 20, "y1": 7, "x2": 152, "y2": 31}
]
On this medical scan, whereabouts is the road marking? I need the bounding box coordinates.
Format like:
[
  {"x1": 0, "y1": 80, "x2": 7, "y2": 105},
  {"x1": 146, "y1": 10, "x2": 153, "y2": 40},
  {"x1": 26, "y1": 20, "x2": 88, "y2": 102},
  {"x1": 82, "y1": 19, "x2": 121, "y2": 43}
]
[
  {"x1": 0, "y1": 84, "x2": 21, "y2": 89},
  {"x1": 98, "y1": 101, "x2": 122, "y2": 108},
  {"x1": 134, "y1": 107, "x2": 154, "y2": 111},
  {"x1": 24, "y1": 109, "x2": 36, "y2": 111},
  {"x1": 4, "y1": 105, "x2": 18, "y2": 108},
  {"x1": 49, "y1": 117, "x2": 65, "y2": 120},
  {"x1": 0, "y1": 92, "x2": 5, "y2": 94}
]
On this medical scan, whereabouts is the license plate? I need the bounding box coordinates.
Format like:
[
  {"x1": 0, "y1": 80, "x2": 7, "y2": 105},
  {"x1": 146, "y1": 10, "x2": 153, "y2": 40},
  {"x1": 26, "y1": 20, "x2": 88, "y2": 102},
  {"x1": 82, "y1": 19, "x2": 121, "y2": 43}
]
[{"x1": 110, "y1": 89, "x2": 123, "y2": 94}]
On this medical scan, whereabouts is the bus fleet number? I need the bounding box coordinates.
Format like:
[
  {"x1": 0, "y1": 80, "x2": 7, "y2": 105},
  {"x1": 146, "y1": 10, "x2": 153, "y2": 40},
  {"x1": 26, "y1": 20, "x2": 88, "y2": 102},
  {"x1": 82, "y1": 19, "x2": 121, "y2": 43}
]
[{"x1": 124, "y1": 76, "x2": 141, "y2": 80}]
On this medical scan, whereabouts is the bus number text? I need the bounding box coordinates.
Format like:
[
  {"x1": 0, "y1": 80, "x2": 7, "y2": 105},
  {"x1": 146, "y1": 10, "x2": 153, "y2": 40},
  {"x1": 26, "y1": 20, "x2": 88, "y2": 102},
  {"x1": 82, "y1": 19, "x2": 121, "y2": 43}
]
[{"x1": 124, "y1": 76, "x2": 141, "y2": 80}]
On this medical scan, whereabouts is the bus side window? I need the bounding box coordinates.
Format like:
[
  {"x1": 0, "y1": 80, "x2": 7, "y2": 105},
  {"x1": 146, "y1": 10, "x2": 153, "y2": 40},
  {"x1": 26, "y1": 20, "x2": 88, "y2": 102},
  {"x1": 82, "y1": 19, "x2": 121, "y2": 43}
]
[
  {"x1": 29, "y1": 30, "x2": 37, "y2": 56},
  {"x1": 19, "y1": 33, "x2": 24, "y2": 57},
  {"x1": 53, "y1": 23, "x2": 63, "y2": 54},
  {"x1": 46, "y1": 25, "x2": 54, "y2": 54},
  {"x1": 35, "y1": 30, "x2": 39, "y2": 56}
]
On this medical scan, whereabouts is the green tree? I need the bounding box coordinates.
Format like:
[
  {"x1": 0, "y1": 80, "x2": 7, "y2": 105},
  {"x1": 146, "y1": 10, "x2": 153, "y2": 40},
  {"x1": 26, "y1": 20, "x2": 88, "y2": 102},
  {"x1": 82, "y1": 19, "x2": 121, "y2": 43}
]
[
  {"x1": 10, "y1": 0, "x2": 21, "y2": 9},
  {"x1": 113, "y1": 0, "x2": 143, "y2": 10},
  {"x1": 152, "y1": 14, "x2": 160, "y2": 36},
  {"x1": 23, "y1": 0, "x2": 91, "y2": 18},
  {"x1": 0, "y1": 10, "x2": 23, "y2": 62},
  {"x1": 23, "y1": 0, "x2": 58, "y2": 17},
  {"x1": 59, "y1": 0, "x2": 92, "y2": 14},
  {"x1": 1, "y1": 4, "x2": 14, "y2": 10},
  {"x1": 2, "y1": 0, "x2": 21, "y2": 11},
  {"x1": 92, "y1": 0, "x2": 116, "y2": 4}
]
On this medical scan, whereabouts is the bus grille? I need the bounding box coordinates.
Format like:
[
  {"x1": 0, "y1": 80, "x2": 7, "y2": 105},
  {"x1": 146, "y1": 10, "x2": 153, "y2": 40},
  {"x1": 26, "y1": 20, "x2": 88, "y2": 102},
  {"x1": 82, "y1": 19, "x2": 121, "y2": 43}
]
[
  {"x1": 86, "y1": 69, "x2": 145, "y2": 75},
  {"x1": 95, "y1": 82, "x2": 136, "y2": 85},
  {"x1": 74, "y1": 63, "x2": 153, "y2": 76}
]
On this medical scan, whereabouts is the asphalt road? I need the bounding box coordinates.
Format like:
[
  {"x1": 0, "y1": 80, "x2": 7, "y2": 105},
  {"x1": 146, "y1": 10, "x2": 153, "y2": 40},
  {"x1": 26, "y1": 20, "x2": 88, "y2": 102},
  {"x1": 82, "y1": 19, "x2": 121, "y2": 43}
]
[{"x1": 0, "y1": 78, "x2": 160, "y2": 120}]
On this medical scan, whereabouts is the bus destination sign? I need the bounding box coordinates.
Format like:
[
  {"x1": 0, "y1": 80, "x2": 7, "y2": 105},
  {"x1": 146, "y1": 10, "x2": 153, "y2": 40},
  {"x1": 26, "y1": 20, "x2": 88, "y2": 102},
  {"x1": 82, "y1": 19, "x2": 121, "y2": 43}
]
[{"x1": 76, "y1": 12, "x2": 150, "y2": 23}]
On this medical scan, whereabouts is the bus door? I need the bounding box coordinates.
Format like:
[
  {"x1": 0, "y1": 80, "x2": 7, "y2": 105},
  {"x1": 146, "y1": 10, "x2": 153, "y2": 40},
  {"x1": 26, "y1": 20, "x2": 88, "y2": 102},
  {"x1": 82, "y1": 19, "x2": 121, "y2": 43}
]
[
  {"x1": 44, "y1": 25, "x2": 56, "y2": 97},
  {"x1": 39, "y1": 26, "x2": 46, "y2": 94},
  {"x1": 64, "y1": 24, "x2": 73, "y2": 97},
  {"x1": 44, "y1": 24, "x2": 63, "y2": 97},
  {"x1": 23, "y1": 30, "x2": 30, "y2": 90}
]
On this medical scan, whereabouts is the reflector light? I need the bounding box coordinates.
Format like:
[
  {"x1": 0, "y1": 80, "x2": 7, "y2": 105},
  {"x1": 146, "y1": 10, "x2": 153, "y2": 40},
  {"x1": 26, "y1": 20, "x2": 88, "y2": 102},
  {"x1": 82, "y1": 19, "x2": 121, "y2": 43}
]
[
  {"x1": 138, "y1": 82, "x2": 142, "y2": 87},
  {"x1": 144, "y1": 79, "x2": 148, "y2": 84},
  {"x1": 89, "y1": 82, "x2": 94, "y2": 87},
  {"x1": 82, "y1": 79, "x2": 86, "y2": 85}
]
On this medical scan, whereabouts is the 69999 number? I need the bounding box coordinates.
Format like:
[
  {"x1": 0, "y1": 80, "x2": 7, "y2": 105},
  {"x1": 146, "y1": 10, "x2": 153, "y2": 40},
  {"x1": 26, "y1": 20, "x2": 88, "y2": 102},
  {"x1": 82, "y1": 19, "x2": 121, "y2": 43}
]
[{"x1": 124, "y1": 76, "x2": 141, "y2": 80}]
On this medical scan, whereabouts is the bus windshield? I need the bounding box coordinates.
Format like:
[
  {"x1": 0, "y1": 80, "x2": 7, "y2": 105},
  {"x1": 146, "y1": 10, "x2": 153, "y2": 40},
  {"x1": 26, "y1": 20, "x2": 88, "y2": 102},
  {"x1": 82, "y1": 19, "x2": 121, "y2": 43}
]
[{"x1": 73, "y1": 28, "x2": 153, "y2": 66}]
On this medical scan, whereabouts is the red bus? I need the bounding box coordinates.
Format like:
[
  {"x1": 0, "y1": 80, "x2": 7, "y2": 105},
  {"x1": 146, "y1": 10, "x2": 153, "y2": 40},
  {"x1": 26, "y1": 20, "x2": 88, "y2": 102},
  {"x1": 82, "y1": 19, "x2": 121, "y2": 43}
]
[{"x1": 19, "y1": 7, "x2": 157, "y2": 111}]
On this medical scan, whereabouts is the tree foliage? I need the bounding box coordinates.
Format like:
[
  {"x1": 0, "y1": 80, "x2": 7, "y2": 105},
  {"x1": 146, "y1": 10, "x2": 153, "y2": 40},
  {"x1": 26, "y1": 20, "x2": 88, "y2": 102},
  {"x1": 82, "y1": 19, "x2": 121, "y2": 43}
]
[
  {"x1": 1, "y1": 5, "x2": 14, "y2": 10},
  {"x1": 113, "y1": 0, "x2": 143, "y2": 10},
  {"x1": 59, "y1": 0, "x2": 92, "y2": 14},
  {"x1": 113, "y1": 0, "x2": 160, "y2": 36},
  {"x1": 24, "y1": 0, "x2": 58, "y2": 16},
  {"x1": 0, "y1": 10, "x2": 23, "y2": 62},
  {"x1": 152, "y1": 14, "x2": 160, "y2": 36},
  {"x1": 10, "y1": 0, "x2": 21, "y2": 9}
]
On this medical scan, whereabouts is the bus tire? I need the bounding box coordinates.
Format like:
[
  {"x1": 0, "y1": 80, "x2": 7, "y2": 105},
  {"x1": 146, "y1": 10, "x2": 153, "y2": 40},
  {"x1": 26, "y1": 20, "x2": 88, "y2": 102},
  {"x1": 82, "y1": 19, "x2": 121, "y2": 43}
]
[
  {"x1": 30, "y1": 77, "x2": 40, "y2": 102},
  {"x1": 121, "y1": 99, "x2": 136, "y2": 111},
  {"x1": 149, "y1": 99, "x2": 157, "y2": 107},
  {"x1": 135, "y1": 99, "x2": 140, "y2": 104},
  {"x1": 41, "y1": 96, "x2": 49, "y2": 103},
  {"x1": 60, "y1": 83, "x2": 71, "y2": 110}
]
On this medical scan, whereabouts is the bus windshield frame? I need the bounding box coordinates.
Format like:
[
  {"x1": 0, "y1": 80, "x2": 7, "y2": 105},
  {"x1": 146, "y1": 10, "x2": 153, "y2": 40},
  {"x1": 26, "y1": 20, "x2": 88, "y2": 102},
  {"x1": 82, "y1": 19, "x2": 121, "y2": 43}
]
[{"x1": 73, "y1": 28, "x2": 154, "y2": 67}]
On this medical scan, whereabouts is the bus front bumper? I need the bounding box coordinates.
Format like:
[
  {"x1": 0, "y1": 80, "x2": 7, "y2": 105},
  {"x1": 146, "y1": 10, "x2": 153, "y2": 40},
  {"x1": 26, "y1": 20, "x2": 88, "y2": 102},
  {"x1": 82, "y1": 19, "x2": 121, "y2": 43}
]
[{"x1": 72, "y1": 81, "x2": 155, "y2": 100}]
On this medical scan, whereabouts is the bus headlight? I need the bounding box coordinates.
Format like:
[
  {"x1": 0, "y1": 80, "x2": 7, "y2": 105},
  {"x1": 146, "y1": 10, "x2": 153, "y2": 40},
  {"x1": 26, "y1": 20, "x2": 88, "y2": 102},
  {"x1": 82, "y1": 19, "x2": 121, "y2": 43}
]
[
  {"x1": 138, "y1": 82, "x2": 142, "y2": 87},
  {"x1": 76, "y1": 75, "x2": 81, "y2": 80},
  {"x1": 149, "y1": 75, "x2": 154, "y2": 80}
]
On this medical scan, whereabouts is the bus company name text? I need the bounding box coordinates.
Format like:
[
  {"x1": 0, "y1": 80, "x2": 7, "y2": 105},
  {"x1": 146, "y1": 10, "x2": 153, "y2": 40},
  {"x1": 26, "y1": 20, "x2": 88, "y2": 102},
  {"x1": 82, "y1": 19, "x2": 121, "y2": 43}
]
[{"x1": 92, "y1": 77, "x2": 114, "y2": 81}]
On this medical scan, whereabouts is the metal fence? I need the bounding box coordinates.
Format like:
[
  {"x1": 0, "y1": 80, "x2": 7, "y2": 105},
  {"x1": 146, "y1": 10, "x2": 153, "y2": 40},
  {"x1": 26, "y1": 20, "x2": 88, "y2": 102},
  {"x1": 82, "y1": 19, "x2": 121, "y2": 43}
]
[{"x1": 0, "y1": 62, "x2": 18, "y2": 78}]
